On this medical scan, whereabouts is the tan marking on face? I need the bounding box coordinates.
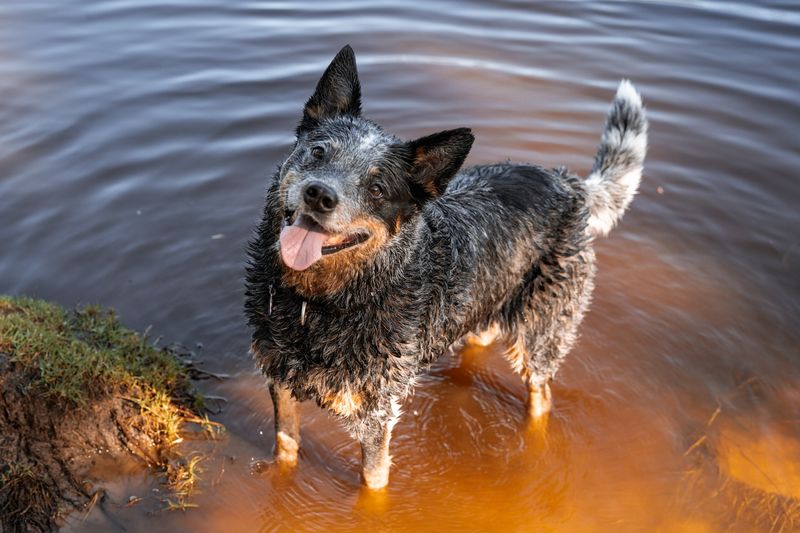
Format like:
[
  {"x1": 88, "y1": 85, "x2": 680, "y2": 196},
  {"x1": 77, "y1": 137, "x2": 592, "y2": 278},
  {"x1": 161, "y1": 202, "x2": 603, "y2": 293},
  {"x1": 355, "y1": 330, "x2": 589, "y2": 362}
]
[
  {"x1": 323, "y1": 388, "x2": 363, "y2": 418},
  {"x1": 281, "y1": 214, "x2": 389, "y2": 296},
  {"x1": 368, "y1": 166, "x2": 381, "y2": 177}
]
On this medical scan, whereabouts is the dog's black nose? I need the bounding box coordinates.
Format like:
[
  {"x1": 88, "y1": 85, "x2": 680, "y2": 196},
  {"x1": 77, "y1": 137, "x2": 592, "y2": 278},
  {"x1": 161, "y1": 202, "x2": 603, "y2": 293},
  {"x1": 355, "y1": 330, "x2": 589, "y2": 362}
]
[{"x1": 303, "y1": 182, "x2": 338, "y2": 213}]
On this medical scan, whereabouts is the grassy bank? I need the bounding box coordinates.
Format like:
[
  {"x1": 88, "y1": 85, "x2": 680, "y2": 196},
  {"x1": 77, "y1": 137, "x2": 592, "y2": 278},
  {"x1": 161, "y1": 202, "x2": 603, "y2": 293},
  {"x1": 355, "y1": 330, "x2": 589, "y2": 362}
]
[{"x1": 0, "y1": 296, "x2": 220, "y2": 531}]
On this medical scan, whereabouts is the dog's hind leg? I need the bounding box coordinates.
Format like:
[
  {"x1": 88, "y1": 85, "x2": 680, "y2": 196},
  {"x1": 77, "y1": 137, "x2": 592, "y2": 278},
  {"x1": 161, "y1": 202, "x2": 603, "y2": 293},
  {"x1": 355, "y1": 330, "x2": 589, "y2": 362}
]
[
  {"x1": 527, "y1": 379, "x2": 553, "y2": 419},
  {"x1": 357, "y1": 397, "x2": 402, "y2": 490},
  {"x1": 270, "y1": 383, "x2": 301, "y2": 465},
  {"x1": 503, "y1": 337, "x2": 554, "y2": 420},
  {"x1": 505, "y1": 252, "x2": 595, "y2": 421},
  {"x1": 504, "y1": 316, "x2": 581, "y2": 422}
]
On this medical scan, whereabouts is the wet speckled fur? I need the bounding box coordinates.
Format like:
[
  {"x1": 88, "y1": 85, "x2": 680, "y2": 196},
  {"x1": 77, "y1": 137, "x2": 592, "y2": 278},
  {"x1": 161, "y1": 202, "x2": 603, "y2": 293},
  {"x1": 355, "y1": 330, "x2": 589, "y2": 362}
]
[{"x1": 245, "y1": 46, "x2": 647, "y2": 488}]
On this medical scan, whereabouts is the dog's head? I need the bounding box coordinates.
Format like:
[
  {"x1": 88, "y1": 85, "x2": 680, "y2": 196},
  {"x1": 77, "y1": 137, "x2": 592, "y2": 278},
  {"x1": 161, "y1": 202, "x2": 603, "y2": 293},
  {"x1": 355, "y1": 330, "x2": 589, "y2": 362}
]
[{"x1": 276, "y1": 45, "x2": 474, "y2": 295}]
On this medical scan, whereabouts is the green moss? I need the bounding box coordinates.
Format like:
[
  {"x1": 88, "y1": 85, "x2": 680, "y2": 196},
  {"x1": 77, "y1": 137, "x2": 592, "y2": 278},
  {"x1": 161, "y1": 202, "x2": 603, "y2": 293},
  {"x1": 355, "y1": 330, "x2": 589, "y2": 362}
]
[
  {"x1": 0, "y1": 296, "x2": 223, "y2": 527},
  {"x1": 0, "y1": 296, "x2": 190, "y2": 406}
]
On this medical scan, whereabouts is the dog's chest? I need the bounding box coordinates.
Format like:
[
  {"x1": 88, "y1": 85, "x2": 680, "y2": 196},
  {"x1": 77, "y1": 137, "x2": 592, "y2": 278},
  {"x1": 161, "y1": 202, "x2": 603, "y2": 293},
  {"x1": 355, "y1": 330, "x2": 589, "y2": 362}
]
[{"x1": 263, "y1": 290, "x2": 422, "y2": 384}]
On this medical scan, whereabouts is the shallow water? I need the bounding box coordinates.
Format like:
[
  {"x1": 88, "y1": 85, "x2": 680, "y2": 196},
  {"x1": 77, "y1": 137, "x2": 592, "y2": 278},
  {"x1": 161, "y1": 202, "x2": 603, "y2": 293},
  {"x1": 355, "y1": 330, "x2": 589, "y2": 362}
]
[{"x1": 1, "y1": 0, "x2": 799, "y2": 531}]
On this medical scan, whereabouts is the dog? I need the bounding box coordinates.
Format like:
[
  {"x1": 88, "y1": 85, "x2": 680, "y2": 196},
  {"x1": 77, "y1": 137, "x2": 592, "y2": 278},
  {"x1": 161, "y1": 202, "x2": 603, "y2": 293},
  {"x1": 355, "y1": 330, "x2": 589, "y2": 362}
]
[{"x1": 245, "y1": 45, "x2": 647, "y2": 489}]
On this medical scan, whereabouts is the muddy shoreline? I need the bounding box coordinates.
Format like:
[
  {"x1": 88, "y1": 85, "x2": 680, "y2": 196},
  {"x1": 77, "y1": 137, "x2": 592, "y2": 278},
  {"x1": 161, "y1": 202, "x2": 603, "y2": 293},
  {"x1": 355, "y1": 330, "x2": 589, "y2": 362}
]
[{"x1": 0, "y1": 297, "x2": 221, "y2": 532}]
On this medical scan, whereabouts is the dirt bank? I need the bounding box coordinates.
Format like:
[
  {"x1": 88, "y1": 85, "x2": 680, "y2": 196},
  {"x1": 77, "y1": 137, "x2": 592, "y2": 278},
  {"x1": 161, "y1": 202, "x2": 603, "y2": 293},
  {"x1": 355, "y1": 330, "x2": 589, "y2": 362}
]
[{"x1": 0, "y1": 297, "x2": 220, "y2": 532}]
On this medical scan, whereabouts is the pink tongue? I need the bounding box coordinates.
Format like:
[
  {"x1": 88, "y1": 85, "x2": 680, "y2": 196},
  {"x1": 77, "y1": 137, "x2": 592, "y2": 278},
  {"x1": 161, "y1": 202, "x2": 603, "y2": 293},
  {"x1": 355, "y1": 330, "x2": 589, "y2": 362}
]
[{"x1": 280, "y1": 215, "x2": 329, "y2": 271}]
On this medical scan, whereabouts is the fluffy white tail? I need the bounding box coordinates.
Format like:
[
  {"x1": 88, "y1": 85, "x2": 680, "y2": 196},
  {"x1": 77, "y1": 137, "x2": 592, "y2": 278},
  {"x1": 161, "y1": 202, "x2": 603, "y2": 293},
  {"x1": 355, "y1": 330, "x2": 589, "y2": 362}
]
[{"x1": 584, "y1": 80, "x2": 648, "y2": 237}]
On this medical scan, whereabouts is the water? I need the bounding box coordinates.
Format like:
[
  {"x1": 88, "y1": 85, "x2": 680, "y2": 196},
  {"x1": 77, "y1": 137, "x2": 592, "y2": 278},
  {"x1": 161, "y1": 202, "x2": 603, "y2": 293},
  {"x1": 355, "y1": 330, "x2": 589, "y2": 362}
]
[{"x1": 1, "y1": 1, "x2": 799, "y2": 531}]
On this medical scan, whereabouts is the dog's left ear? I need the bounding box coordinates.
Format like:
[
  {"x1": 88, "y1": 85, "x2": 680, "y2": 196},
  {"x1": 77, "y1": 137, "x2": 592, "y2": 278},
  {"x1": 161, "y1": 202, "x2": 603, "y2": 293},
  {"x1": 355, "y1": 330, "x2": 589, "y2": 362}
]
[
  {"x1": 405, "y1": 128, "x2": 474, "y2": 199},
  {"x1": 298, "y1": 45, "x2": 361, "y2": 133}
]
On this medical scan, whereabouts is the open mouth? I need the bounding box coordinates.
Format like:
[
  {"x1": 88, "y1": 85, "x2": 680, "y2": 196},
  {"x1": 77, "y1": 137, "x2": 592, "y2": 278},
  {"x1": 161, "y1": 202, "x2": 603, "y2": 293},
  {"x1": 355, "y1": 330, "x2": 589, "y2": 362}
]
[
  {"x1": 320, "y1": 232, "x2": 369, "y2": 255},
  {"x1": 280, "y1": 211, "x2": 370, "y2": 271}
]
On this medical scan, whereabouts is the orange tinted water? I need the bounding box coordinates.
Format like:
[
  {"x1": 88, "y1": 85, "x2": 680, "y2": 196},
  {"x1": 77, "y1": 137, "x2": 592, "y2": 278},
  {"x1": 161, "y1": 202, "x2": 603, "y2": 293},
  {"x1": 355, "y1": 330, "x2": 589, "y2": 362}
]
[{"x1": 1, "y1": 1, "x2": 798, "y2": 531}]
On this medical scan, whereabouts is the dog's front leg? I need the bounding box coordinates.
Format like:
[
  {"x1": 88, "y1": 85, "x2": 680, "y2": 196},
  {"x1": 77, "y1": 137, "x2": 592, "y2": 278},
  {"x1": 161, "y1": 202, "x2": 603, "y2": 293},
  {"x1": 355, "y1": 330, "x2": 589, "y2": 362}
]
[
  {"x1": 269, "y1": 382, "x2": 300, "y2": 465},
  {"x1": 359, "y1": 400, "x2": 400, "y2": 490}
]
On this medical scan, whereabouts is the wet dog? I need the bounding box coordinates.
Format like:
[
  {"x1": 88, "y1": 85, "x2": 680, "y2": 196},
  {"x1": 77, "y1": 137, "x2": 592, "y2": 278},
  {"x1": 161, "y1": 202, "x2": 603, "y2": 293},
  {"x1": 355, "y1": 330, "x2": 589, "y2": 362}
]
[{"x1": 245, "y1": 45, "x2": 647, "y2": 489}]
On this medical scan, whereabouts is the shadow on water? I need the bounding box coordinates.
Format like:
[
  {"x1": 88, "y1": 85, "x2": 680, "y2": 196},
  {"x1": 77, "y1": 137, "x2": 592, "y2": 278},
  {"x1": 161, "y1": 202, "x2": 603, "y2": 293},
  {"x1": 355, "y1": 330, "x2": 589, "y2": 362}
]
[{"x1": 1, "y1": 0, "x2": 798, "y2": 531}]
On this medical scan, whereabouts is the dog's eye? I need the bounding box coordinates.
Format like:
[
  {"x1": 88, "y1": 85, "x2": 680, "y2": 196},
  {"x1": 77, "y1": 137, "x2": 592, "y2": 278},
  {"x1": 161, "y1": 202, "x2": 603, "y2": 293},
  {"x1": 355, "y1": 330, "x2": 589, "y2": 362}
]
[
  {"x1": 311, "y1": 146, "x2": 325, "y2": 159},
  {"x1": 369, "y1": 184, "x2": 384, "y2": 199}
]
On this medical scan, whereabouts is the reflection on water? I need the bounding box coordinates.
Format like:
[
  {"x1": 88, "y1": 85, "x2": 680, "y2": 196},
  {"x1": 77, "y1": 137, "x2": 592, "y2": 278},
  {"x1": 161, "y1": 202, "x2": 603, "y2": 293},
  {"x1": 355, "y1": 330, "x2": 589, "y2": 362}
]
[{"x1": 1, "y1": 0, "x2": 798, "y2": 531}]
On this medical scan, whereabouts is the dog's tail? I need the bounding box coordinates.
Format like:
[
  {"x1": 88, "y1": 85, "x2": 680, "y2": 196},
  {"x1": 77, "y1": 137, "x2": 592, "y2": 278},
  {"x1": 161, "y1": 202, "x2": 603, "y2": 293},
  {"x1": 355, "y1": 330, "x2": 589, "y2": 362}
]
[{"x1": 583, "y1": 80, "x2": 648, "y2": 237}]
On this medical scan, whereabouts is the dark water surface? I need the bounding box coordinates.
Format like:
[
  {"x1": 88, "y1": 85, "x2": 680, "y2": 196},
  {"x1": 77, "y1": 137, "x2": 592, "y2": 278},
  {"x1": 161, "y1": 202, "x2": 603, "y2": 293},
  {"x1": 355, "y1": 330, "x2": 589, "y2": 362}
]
[{"x1": 2, "y1": 1, "x2": 799, "y2": 531}]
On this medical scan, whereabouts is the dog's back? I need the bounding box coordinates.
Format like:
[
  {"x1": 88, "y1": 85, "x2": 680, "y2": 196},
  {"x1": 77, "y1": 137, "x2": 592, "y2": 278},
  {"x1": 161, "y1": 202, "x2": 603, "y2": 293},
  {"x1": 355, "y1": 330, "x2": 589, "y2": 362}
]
[
  {"x1": 418, "y1": 81, "x2": 647, "y2": 409},
  {"x1": 417, "y1": 163, "x2": 589, "y2": 352}
]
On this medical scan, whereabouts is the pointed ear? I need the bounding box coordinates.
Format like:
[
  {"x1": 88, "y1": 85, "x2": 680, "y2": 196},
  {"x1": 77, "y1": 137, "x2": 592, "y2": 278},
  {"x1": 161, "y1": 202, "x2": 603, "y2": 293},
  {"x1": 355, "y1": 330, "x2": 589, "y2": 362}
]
[
  {"x1": 406, "y1": 128, "x2": 474, "y2": 198},
  {"x1": 298, "y1": 45, "x2": 361, "y2": 133}
]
